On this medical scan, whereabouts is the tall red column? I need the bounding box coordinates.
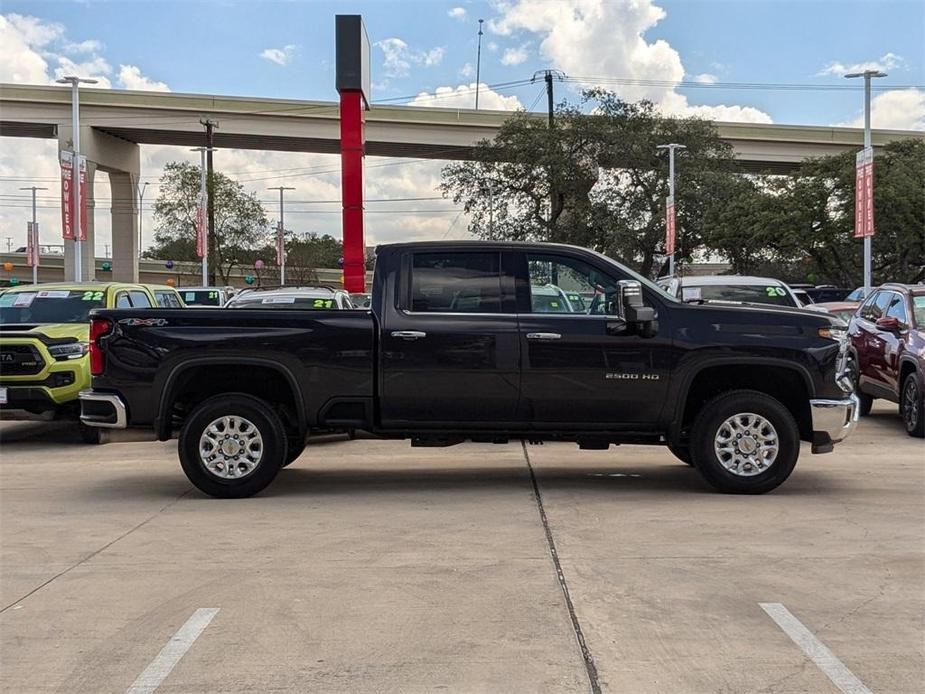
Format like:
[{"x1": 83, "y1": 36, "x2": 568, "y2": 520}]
[{"x1": 340, "y1": 90, "x2": 366, "y2": 293}]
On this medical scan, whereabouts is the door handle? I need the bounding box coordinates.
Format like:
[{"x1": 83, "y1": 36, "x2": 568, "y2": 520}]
[
  {"x1": 391, "y1": 330, "x2": 427, "y2": 340},
  {"x1": 526, "y1": 332, "x2": 562, "y2": 341}
]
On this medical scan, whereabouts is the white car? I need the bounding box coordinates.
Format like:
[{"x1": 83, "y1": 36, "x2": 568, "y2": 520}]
[
  {"x1": 657, "y1": 275, "x2": 803, "y2": 309},
  {"x1": 225, "y1": 286, "x2": 355, "y2": 310}
]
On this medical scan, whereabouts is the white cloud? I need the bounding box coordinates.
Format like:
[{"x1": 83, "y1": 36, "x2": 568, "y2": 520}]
[
  {"x1": 693, "y1": 73, "x2": 717, "y2": 84},
  {"x1": 260, "y1": 45, "x2": 297, "y2": 66},
  {"x1": 53, "y1": 55, "x2": 112, "y2": 87},
  {"x1": 0, "y1": 14, "x2": 58, "y2": 83},
  {"x1": 409, "y1": 83, "x2": 523, "y2": 111},
  {"x1": 459, "y1": 62, "x2": 475, "y2": 78},
  {"x1": 118, "y1": 64, "x2": 170, "y2": 92},
  {"x1": 376, "y1": 38, "x2": 445, "y2": 78},
  {"x1": 488, "y1": 0, "x2": 772, "y2": 123},
  {"x1": 448, "y1": 7, "x2": 467, "y2": 20},
  {"x1": 839, "y1": 88, "x2": 925, "y2": 131},
  {"x1": 64, "y1": 39, "x2": 103, "y2": 54},
  {"x1": 818, "y1": 52, "x2": 905, "y2": 77},
  {"x1": 501, "y1": 44, "x2": 530, "y2": 66}
]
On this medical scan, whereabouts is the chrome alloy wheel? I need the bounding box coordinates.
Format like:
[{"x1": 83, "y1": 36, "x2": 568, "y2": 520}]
[
  {"x1": 198, "y1": 416, "x2": 264, "y2": 479},
  {"x1": 713, "y1": 412, "x2": 779, "y2": 477}
]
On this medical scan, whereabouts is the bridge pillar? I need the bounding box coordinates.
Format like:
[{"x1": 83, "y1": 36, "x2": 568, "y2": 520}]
[{"x1": 58, "y1": 125, "x2": 140, "y2": 283}]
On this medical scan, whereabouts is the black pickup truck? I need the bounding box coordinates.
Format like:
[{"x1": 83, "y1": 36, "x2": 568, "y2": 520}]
[{"x1": 79, "y1": 241, "x2": 858, "y2": 498}]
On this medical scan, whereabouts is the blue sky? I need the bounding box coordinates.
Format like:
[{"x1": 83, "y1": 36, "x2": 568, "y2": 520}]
[
  {"x1": 3, "y1": 0, "x2": 923, "y2": 127},
  {"x1": 1, "y1": 0, "x2": 922, "y2": 253}
]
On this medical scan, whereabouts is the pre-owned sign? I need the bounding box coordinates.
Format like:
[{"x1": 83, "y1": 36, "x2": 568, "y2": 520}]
[
  {"x1": 665, "y1": 196, "x2": 676, "y2": 255},
  {"x1": 854, "y1": 147, "x2": 875, "y2": 239},
  {"x1": 60, "y1": 151, "x2": 88, "y2": 241}
]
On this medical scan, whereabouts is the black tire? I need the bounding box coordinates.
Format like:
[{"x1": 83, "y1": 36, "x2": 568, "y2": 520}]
[
  {"x1": 282, "y1": 436, "x2": 306, "y2": 468},
  {"x1": 690, "y1": 389, "x2": 800, "y2": 494},
  {"x1": 78, "y1": 422, "x2": 103, "y2": 445},
  {"x1": 179, "y1": 393, "x2": 288, "y2": 498},
  {"x1": 667, "y1": 443, "x2": 694, "y2": 466},
  {"x1": 901, "y1": 371, "x2": 925, "y2": 438}
]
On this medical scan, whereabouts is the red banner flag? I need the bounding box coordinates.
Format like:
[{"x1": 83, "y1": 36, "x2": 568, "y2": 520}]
[
  {"x1": 854, "y1": 148, "x2": 875, "y2": 239},
  {"x1": 665, "y1": 196, "x2": 677, "y2": 255},
  {"x1": 26, "y1": 222, "x2": 39, "y2": 267},
  {"x1": 60, "y1": 152, "x2": 88, "y2": 241},
  {"x1": 195, "y1": 205, "x2": 205, "y2": 258}
]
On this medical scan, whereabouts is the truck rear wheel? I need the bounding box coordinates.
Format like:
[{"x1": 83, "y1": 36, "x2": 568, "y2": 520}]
[
  {"x1": 689, "y1": 390, "x2": 799, "y2": 494},
  {"x1": 179, "y1": 393, "x2": 288, "y2": 498}
]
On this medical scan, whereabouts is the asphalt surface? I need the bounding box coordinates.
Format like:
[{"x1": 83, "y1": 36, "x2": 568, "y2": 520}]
[{"x1": 0, "y1": 402, "x2": 922, "y2": 693}]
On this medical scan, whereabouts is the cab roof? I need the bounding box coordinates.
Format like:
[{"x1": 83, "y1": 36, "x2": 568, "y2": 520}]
[
  {"x1": 0, "y1": 281, "x2": 140, "y2": 293},
  {"x1": 675, "y1": 275, "x2": 789, "y2": 286}
]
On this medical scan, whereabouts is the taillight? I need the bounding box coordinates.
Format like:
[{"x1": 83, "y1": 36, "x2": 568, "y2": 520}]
[{"x1": 89, "y1": 318, "x2": 113, "y2": 376}]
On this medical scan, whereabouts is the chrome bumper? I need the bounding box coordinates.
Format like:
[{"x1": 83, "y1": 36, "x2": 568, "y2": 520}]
[
  {"x1": 78, "y1": 390, "x2": 127, "y2": 429},
  {"x1": 809, "y1": 393, "x2": 859, "y2": 453}
]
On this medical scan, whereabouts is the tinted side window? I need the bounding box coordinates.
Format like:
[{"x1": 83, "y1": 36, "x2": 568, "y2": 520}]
[
  {"x1": 886, "y1": 294, "x2": 908, "y2": 323},
  {"x1": 115, "y1": 293, "x2": 131, "y2": 309},
  {"x1": 410, "y1": 252, "x2": 501, "y2": 313},
  {"x1": 525, "y1": 253, "x2": 618, "y2": 314},
  {"x1": 129, "y1": 291, "x2": 152, "y2": 308}
]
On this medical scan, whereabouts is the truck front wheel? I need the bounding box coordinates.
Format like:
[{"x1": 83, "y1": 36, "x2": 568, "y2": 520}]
[
  {"x1": 179, "y1": 393, "x2": 288, "y2": 498},
  {"x1": 689, "y1": 390, "x2": 799, "y2": 494}
]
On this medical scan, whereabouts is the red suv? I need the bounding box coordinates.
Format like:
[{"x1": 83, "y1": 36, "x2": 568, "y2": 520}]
[{"x1": 848, "y1": 284, "x2": 925, "y2": 437}]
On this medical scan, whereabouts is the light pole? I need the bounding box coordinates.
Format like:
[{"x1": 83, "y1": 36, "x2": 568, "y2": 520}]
[
  {"x1": 268, "y1": 186, "x2": 295, "y2": 285},
  {"x1": 475, "y1": 19, "x2": 484, "y2": 110},
  {"x1": 56, "y1": 76, "x2": 97, "y2": 282},
  {"x1": 21, "y1": 186, "x2": 47, "y2": 285},
  {"x1": 190, "y1": 147, "x2": 213, "y2": 287},
  {"x1": 136, "y1": 181, "x2": 149, "y2": 259},
  {"x1": 656, "y1": 143, "x2": 686, "y2": 277},
  {"x1": 845, "y1": 69, "x2": 886, "y2": 297}
]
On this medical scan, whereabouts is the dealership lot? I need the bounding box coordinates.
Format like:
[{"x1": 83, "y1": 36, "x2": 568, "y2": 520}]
[{"x1": 1, "y1": 405, "x2": 921, "y2": 693}]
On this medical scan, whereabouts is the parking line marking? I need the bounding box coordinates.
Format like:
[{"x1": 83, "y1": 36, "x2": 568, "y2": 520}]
[
  {"x1": 759, "y1": 603, "x2": 872, "y2": 694},
  {"x1": 125, "y1": 607, "x2": 219, "y2": 694}
]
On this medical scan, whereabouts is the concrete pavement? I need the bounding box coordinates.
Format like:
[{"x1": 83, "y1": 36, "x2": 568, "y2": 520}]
[{"x1": 1, "y1": 402, "x2": 922, "y2": 693}]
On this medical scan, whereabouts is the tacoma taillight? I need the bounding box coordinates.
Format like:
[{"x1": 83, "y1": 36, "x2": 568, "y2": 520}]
[{"x1": 89, "y1": 318, "x2": 113, "y2": 376}]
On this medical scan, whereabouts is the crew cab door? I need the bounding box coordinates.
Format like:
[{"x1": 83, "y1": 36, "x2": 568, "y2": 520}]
[
  {"x1": 514, "y1": 250, "x2": 671, "y2": 427},
  {"x1": 853, "y1": 290, "x2": 896, "y2": 396},
  {"x1": 379, "y1": 250, "x2": 521, "y2": 427}
]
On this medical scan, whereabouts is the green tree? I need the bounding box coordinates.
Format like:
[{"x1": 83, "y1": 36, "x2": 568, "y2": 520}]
[
  {"x1": 149, "y1": 162, "x2": 270, "y2": 284},
  {"x1": 441, "y1": 90, "x2": 739, "y2": 276}
]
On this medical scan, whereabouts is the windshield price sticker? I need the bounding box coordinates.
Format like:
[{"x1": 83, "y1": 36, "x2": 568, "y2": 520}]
[
  {"x1": 312, "y1": 299, "x2": 335, "y2": 309},
  {"x1": 12, "y1": 293, "x2": 37, "y2": 307},
  {"x1": 765, "y1": 286, "x2": 787, "y2": 297},
  {"x1": 36, "y1": 290, "x2": 71, "y2": 299},
  {"x1": 80, "y1": 291, "x2": 104, "y2": 301},
  {"x1": 261, "y1": 297, "x2": 296, "y2": 304},
  {"x1": 681, "y1": 287, "x2": 702, "y2": 301}
]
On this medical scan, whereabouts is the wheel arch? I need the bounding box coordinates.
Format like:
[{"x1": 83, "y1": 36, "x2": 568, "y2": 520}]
[
  {"x1": 156, "y1": 357, "x2": 307, "y2": 441},
  {"x1": 671, "y1": 357, "x2": 815, "y2": 444}
]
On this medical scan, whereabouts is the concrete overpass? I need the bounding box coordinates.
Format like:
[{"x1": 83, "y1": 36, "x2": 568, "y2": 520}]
[{"x1": 1, "y1": 83, "x2": 921, "y2": 281}]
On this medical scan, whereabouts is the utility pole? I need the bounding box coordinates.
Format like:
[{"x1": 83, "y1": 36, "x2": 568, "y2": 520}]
[
  {"x1": 657, "y1": 143, "x2": 686, "y2": 277},
  {"x1": 19, "y1": 186, "x2": 47, "y2": 286},
  {"x1": 200, "y1": 119, "x2": 219, "y2": 285},
  {"x1": 57, "y1": 75, "x2": 97, "y2": 281},
  {"x1": 5, "y1": 237, "x2": 11, "y2": 253},
  {"x1": 532, "y1": 69, "x2": 566, "y2": 225},
  {"x1": 845, "y1": 69, "x2": 886, "y2": 297},
  {"x1": 191, "y1": 147, "x2": 212, "y2": 287},
  {"x1": 268, "y1": 186, "x2": 295, "y2": 285},
  {"x1": 136, "y1": 181, "x2": 149, "y2": 258},
  {"x1": 475, "y1": 19, "x2": 484, "y2": 110}
]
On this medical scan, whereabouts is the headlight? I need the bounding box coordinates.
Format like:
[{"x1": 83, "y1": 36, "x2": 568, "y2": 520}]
[
  {"x1": 818, "y1": 325, "x2": 848, "y2": 347},
  {"x1": 48, "y1": 342, "x2": 89, "y2": 361}
]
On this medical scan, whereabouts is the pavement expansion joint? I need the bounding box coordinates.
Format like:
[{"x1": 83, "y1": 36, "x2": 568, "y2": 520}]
[{"x1": 521, "y1": 440, "x2": 602, "y2": 694}]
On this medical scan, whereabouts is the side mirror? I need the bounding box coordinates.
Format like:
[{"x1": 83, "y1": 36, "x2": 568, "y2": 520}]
[
  {"x1": 618, "y1": 280, "x2": 658, "y2": 337},
  {"x1": 875, "y1": 316, "x2": 902, "y2": 332}
]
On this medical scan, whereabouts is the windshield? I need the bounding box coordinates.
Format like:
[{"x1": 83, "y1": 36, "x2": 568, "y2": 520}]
[
  {"x1": 846, "y1": 287, "x2": 868, "y2": 302},
  {"x1": 682, "y1": 283, "x2": 799, "y2": 307},
  {"x1": 0, "y1": 289, "x2": 105, "y2": 325},
  {"x1": 913, "y1": 295, "x2": 925, "y2": 327},
  {"x1": 182, "y1": 289, "x2": 223, "y2": 306},
  {"x1": 228, "y1": 296, "x2": 339, "y2": 309}
]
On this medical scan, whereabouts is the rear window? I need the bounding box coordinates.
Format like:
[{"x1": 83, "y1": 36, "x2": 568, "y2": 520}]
[
  {"x1": 228, "y1": 296, "x2": 339, "y2": 309},
  {"x1": 682, "y1": 283, "x2": 799, "y2": 307},
  {"x1": 410, "y1": 252, "x2": 501, "y2": 314},
  {"x1": 183, "y1": 290, "x2": 223, "y2": 306},
  {"x1": 0, "y1": 289, "x2": 106, "y2": 325}
]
